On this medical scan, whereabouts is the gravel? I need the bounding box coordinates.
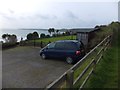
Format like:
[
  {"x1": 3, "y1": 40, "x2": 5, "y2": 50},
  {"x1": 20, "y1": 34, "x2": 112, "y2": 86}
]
[{"x1": 2, "y1": 46, "x2": 72, "y2": 88}]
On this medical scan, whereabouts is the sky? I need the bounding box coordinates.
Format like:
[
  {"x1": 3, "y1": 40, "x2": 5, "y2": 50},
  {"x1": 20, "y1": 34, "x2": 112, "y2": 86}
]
[
  {"x1": 118, "y1": 1, "x2": 120, "y2": 22},
  {"x1": 0, "y1": 0, "x2": 119, "y2": 29}
]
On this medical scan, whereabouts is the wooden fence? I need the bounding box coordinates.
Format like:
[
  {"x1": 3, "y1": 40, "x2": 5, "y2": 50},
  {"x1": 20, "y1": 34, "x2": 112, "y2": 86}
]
[{"x1": 45, "y1": 35, "x2": 112, "y2": 89}]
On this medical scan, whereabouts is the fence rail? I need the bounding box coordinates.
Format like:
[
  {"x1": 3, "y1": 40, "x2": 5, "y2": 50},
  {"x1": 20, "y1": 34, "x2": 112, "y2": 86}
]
[{"x1": 45, "y1": 35, "x2": 112, "y2": 89}]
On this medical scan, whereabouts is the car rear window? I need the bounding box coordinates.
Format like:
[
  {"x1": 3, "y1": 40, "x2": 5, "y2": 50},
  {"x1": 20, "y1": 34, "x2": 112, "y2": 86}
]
[{"x1": 76, "y1": 41, "x2": 85, "y2": 49}]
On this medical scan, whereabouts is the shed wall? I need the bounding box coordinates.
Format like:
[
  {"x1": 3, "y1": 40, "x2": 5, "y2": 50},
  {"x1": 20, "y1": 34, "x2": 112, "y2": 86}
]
[{"x1": 77, "y1": 33, "x2": 88, "y2": 46}]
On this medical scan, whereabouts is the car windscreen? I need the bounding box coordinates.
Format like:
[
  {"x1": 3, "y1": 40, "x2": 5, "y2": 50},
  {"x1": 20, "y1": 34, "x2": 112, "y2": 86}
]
[{"x1": 47, "y1": 42, "x2": 56, "y2": 48}]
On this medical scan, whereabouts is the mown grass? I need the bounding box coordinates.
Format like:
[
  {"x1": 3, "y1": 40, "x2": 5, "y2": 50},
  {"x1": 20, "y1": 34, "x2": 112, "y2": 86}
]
[
  {"x1": 33, "y1": 35, "x2": 76, "y2": 43},
  {"x1": 84, "y1": 28, "x2": 119, "y2": 88}
]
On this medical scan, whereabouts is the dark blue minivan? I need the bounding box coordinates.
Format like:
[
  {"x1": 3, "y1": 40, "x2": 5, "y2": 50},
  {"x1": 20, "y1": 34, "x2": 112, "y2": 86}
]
[{"x1": 39, "y1": 40, "x2": 85, "y2": 64}]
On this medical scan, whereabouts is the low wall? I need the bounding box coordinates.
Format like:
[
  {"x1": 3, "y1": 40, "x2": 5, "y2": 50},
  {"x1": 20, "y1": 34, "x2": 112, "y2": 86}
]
[
  {"x1": 19, "y1": 41, "x2": 49, "y2": 48},
  {"x1": 2, "y1": 42, "x2": 19, "y2": 50}
]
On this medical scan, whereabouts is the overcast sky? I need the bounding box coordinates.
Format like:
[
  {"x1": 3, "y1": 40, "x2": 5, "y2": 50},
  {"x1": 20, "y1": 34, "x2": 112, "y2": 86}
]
[{"x1": 0, "y1": 0, "x2": 119, "y2": 29}]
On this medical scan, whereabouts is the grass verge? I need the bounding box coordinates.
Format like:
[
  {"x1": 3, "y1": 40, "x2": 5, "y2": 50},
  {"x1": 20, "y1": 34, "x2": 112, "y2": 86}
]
[{"x1": 84, "y1": 29, "x2": 119, "y2": 88}]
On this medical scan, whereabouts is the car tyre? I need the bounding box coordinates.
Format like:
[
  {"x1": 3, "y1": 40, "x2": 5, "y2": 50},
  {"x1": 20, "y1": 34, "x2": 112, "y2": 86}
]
[
  {"x1": 41, "y1": 53, "x2": 46, "y2": 59},
  {"x1": 66, "y1": 57, "x2": 74, "y2": 64}
]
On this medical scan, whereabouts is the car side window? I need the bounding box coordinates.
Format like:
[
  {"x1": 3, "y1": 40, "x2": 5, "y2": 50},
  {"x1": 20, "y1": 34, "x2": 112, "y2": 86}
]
[
  {"x1": 64, "y1": 42, "x2": 77, "y2": 50},
  {"x1": 55, "y1": 42, "x2": 78, "y2": 50},
  {"x1": 47, "y1": 42, "x2": 56, "y2": 48},
  {"x1": 55, "y1": 42, "x2": 65, "y2": 49}
]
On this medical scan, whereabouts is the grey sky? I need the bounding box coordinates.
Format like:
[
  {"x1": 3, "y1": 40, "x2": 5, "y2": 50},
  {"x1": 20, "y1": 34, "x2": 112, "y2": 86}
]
[
  {"x1": 118, "y1": 1, "x2": 120, "y2": 22},
  {"x1": 0, "y1": 0, "x2": 119, "y2": 29}
]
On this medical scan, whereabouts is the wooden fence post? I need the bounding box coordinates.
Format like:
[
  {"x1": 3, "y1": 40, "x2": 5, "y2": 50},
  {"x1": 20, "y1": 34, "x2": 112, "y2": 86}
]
[
  {"x1": 34, "y1": 39, "x2": 35, "y2": 47},
  {"x1": 66, "y1": 70, "x2": 74, "y2": 89}
]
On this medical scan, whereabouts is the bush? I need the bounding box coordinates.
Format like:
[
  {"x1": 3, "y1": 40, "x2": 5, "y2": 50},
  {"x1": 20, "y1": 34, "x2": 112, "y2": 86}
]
[
  {"x1": 40, "y1": 33, "x2": 46, "y2": 38},
  {"x1": 46, "y1": 34, "x2": 50, "y2": 38}
]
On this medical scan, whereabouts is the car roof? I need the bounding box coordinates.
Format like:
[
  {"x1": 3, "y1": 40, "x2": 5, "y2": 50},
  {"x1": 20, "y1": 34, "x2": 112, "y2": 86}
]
[{"x1": 55, "y1": 40, "x2": 79, "y2": 43}]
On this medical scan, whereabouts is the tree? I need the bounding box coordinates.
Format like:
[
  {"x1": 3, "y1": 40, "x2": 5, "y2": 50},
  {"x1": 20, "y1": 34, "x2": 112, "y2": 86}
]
[
  {"x1": 40, "y1": 33, "x2": 46, "y2": 38},
  {"x1": 65, "y1": 30, "x2": 70, "y2": 35},
  {"x1": 27, "y1": 33, "x2": 33, "y2": 40},
  {"x1": 2, "y1": 34, "x2": 17, "y2": 43},
  {"x1": 46, "y1": 34, "x2": 50, "y2": 38},
  {"x1": 62, "y1": 32, "x2": 65, "y2": 36},
  {"x1": 95, "y1": 25, "x2": 100, "y2": 29},
  {"x1": 48, "y1": 28, "x2": 52, "y2": 35},
  {"x1": 33, "y1": 31, "x2": 39, "y2": 39},
  {"x1": 48, "y1": 28, "x2": 55, "y2": 36},
  {"x1": 7, "y1": 34, "x2": 11, "y2": 42},
  {"x1": 9, "y1": 34, "x2": 17, "y2": 42},
  {"x1": 2, "y1": 34, "x2": 7, "y2": 39},
  {"x1": 52, "y1": 34, "x2": 57, "y2": 37},
  {"x1": 56, "y1": 30, "x2": 59, "y2": 35},
  {"x1": 2, "y1": 34, "x2": 7, "y2": 42},
  {"x1": 26, "y1": 31, "x2": 39, "y2": 40},
  {"x1": 51, "y1": 28, "x2": 55, "y2": 34}
]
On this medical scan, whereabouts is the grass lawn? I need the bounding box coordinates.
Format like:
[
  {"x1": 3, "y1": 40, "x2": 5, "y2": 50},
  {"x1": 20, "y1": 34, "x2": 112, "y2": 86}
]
[
  {"x1": 34, "y1": 35, "x2": 76, "y2": 43},
  {"x1": 84, "y1": 29, "x2": 119, "y2": 88}
]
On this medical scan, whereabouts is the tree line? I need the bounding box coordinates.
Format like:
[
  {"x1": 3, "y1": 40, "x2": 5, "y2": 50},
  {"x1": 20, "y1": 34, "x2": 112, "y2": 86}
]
[
  {"x1": 2, "y1": 34, "x2": 17, "y2": 43},
  {"x1": 3, "y1": 25, "x2": 111, "y2": 43},
  {"x1": 26, "y1": 28, "x2": 71, "y2": 40},
  {"x1": 1, "y1": 28, "x2": 70, "y2": 43}
]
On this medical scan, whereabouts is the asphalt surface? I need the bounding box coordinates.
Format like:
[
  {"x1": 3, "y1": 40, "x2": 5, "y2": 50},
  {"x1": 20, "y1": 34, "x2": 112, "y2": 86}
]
[{"x1": 2, "y1": 46, "x2": 72, "y2": 88}]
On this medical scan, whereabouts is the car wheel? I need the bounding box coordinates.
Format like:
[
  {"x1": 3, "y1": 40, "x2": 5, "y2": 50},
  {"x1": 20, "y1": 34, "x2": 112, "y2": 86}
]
[
  {"x1": 66, "y1": 57, "x2": 73, "y2": 64},
  {"x1": 41, "y1": 53, "x2": 46, "y2": 59}
]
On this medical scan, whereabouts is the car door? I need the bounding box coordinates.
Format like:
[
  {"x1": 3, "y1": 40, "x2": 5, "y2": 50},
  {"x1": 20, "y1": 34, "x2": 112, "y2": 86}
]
[
  {"x1": 44, "y1": 42, "x2": 56, "y2": 58},
  {"x1": 54, "y1": 42, "x2": 66, "y2": 58}
]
